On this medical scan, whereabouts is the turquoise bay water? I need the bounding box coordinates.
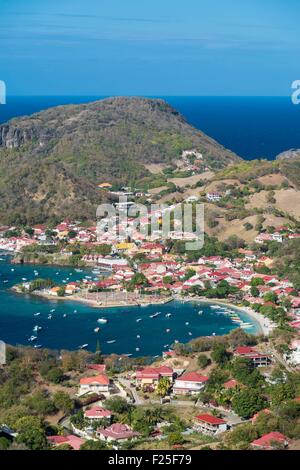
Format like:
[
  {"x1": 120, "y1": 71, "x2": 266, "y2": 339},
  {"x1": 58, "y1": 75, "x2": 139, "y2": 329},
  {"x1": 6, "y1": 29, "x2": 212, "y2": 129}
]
[{"x1": 0, "y1": 253, "x2": 260, "y2": 356}]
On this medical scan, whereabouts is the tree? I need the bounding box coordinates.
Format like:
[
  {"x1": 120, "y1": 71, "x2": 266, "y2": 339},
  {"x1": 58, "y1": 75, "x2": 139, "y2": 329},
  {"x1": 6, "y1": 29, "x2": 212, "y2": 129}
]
[
  {"x1": 197, "y1": 354, "x2": 211, "y2": 369},
  {"x1": 251, "y1": 277, "x2": 264, "y2": 287},
  {"x1": 57, "y1": 286, "x2": 66, "y2": 297},
  {"x1": 211, "y1": 344, "x2": 231, "y2": 366},
  {"x1": 225, "y1": 423, "x2": 258, "y2": 449},
  {"x1": 105, "y1": 397, "x2": 131, "y2": 414},
  {"x1": 250, "y1": 286, "x2": 259, "y2": 297},
  {"x1": 80, "y1": 440, "x2": 108, "y2": 450},
  {"x1": 0, "y1": 437, "x2": 10, "y2": 450},
  {"x1": 46, "y1": 367, "x2": 64, "y2": 384},
  {"x1": 168, "y1": 432, "x2": 184, "y2": 446},
  {"x1": 156, "y1": 377, "x2": 171, "y2": 397},
  {"x1": 15, "y1": 416, "x2": 48, "y2": 450},
  {"x1": 232, "y1": 389, "x2": 267, "y2": 419},
  {"x1": 263, "y1": 291, "x2": 278, "y2": 303},
  {"x1": 53, "y1": 392, "x2": 74, "y2": 414}
]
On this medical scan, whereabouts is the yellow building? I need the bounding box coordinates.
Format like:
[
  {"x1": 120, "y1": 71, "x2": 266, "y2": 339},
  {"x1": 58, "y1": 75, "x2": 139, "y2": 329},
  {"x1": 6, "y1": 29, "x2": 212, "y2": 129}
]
[{"x1": 115, "y1": 242, "x2": 135, "y2": 252}]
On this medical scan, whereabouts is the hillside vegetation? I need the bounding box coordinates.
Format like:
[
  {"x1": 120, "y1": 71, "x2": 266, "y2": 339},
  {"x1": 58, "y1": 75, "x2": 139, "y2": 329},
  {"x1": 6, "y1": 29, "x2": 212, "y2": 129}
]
[{"x1": 0, "y1": 97, "x2": 239, "y2": 225}]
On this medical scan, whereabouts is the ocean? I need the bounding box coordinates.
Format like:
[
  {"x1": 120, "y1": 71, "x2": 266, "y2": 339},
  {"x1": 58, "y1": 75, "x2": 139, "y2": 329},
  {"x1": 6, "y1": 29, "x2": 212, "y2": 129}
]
[
  {"x1": 0, "y1": 254, "x2": 260, "y2": 356},
  {"x1": 0, "y1": 96, "x2": 300, "y2": 160}
]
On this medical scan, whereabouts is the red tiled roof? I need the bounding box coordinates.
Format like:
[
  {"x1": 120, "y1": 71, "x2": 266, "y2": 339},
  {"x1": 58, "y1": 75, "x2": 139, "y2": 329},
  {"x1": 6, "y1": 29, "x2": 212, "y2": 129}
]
[
  {"x1": 47, "y1": 435, "x2": 84, "y2": 450},
  {"x1": 136, "y1": 366, "x2": 173, "y2": 379},
  {"x1": 251, "y1": 432, "x2": 288, "y2": 449},
  {"x1": 223, "y1": 379, "x2": 239, "y2": 389},
  {"x1": 80, "y1": 374, "x2": 110, "y2": 385},
  {"x1": 97, "y1": 423, "x2": 139, "y2": 440},
  {"x1": 176, "y1": 372, "x2": 209, "y2": 383},
  {"x1": 195, "y1": 414, "x2": 226, "y2": 425},
  {"x1": 84, "y1": 406, "x2": 111, "y2": 419},
  {"x1": 235, "y1": 346, "x2": 257, "y2": 355}
]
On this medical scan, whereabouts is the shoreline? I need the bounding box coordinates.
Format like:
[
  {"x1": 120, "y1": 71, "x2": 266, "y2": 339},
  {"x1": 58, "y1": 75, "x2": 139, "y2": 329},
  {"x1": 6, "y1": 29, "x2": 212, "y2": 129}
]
[
  {"x1": 12, "y1": 287, "x2": 173, "y2": 309},
  {"x1": 12, "y1": 284, "x2": 274, "y2": 336},
  {"x1": 178, "y1": 296, "x2": 275, "y2": 336}
]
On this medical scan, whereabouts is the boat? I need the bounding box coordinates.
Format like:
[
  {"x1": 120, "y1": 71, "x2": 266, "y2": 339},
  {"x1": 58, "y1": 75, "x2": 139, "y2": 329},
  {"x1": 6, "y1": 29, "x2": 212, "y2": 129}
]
[
  {"x1": 136, "y1": 335, "x2": 141, "y2": 339},
  {"x1": 50, "y1": 309, "x2": 55, "y2": 313},
  {"x1": 149, "y1": 312, "x2": 160, "y2": 318},
  {"x1": 198, "y1": 310, "x2": 203, "y2": 315},
  {"x1": 97, "y1": 318, "x2": 108, "y2": 324},
  {"x1": 33, "y1": 325, "x2": 42, "y2": 332},
  {"x1": 34, "y1": 344, "x2": 42, "y2": 349},
  {"x1": 75, "y1": 269, "x2": 83, "y2": 273},
  {"x1": 11, "y1": 268, "x2": 14, "y2": 272},
  {"x1": 94, "y1": 327, "x2": 100, "y2": 333},
  {"x1": 63, "y1": 314, "x2": 67, "y2": 318},
  {"x1": 135, "y1": 347, "x2": 140, "y2": 352},
  {"x1": 165, "y1": 313, "x2": 172, "y2": 318},
  {"x1": 107, "y1": 340, "x2": 116, "y2": 344},
  {"x1": 73, "y1": 310, "x2": 77, "y2": 313},
  {"x1": 78, "y1": 344, "x2": 88, "y2": 349},
  {"x1": 34, "y1": 312, "x2": 41, "y2": 316},
  {"x1": 185, "y1": 322, "x2": 189, "y2": 326},
  {"x1": 22, "y1": 278, "x2": 27, "y2": 281},
  {"x1": 140, "y1": 303, "x2": 151, "y2": 307},
  {"x1": 166, "y1": 328, "x2": 171, "y2": 333},
  {"x1": 188, "y1": 332, "x2": 192, "y2": 336},
  {"x1": 136, "y1": 318, "x2": 142, "y2": 322},
  {"x1": 48, "y1": 314, "x2": 52, "y2": 320},
  {"x1": 28, "y1": 335, "x2": 37, "y2": 342}
]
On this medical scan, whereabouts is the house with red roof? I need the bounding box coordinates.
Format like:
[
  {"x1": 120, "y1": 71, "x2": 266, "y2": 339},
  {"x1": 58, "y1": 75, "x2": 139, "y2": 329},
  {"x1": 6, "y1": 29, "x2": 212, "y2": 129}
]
[
  {"x1": 234, "y1": 346, "x2": 272, "y2": 367},
  {"x1": 173, "y1": 372, "x2": 208, "y2": 395},
  {"x1": 79, "y1": 374, "x2": 110, "y2": 396},
  {"x1": 223, "y1": 379, "x2": 239, "y2": 390},
  {"x1": 84, "y1": 406, "x2": 112, "y2": 422},
  {"x1": 194, "y1": 414, "x2": 227, "y2": 435},
  {"x1": 96, "y1": 423, "x2": 139, "y2": 443},
  {"x1": 251, "y1": 432, "x2": 289, "y2": 450},
  {"x1": 47, "y1": 434, "x2": 84, "y2": 450},
  {"x1": 136, "y1": 366, "x2": 174, "y2": 390}
]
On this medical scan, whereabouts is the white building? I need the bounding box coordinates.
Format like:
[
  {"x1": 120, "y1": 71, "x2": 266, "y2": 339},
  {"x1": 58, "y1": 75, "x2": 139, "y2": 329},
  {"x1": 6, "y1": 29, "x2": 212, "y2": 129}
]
[{"x1": 173, "y1": 372, "x2": 208, "y2": 395}]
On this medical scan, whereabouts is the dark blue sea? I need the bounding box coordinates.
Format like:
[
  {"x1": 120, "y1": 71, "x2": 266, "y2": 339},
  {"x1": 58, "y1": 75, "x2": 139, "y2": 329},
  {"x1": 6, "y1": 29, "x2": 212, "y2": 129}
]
[
  {"x1": 0, "y1": 254, "x2": 260, "y2": 356},
  {"x1": 0, "y1": 96, "x2": 300, "y2": 160}
]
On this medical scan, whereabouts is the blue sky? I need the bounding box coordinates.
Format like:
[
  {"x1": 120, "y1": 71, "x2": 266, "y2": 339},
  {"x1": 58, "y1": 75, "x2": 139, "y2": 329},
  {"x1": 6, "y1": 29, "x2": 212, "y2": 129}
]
[{"x1": 0, "y1": 0, "x2": 299, "y2": 96}]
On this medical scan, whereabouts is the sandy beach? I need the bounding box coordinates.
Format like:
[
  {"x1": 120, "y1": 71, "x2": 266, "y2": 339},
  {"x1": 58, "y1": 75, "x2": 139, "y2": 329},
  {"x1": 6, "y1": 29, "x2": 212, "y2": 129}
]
[{"x1": 178, "y1": 296, "x2": 275, "y2": 336}]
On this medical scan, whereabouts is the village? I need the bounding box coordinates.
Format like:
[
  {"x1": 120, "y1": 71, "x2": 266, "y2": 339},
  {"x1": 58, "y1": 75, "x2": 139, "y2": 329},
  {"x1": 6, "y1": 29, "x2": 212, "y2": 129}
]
[{"x1": 0, "y1": 182, "x2": 300, "y2": 451}]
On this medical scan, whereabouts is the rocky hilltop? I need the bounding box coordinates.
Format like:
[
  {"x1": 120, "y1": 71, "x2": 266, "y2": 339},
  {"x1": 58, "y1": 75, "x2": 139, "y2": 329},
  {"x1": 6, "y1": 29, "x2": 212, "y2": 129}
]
[{"x1": 0, "y1": 97, "x2": 240, "y2": 224}]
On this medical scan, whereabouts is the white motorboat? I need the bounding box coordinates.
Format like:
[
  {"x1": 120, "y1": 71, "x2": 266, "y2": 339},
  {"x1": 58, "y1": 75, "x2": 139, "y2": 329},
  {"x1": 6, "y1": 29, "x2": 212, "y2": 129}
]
[
  {"x1": 94, "y1": 327, "x2": 100, "y2": 333},
  {"x1": 97, "y1": 318, "x2": 108, "y2": 324},
  {"x1": 78, "y1": 344, "x2": 88, "y2": 349},
  {"x1": 107, "y1": 340, "x2": 116, "y2": 344},
  {"x1": 33, "y1": 325, "x2": 42, "y2": 332},
  {"x1": 28, "y1": 335, "x2": 37, "y2": 342}
]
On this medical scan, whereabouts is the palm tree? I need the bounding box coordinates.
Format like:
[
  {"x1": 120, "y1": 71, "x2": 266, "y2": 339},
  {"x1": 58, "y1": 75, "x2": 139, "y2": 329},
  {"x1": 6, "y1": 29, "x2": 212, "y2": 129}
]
[{"x1": 156, "y1": 377, "x2": 171, "y2": 398}]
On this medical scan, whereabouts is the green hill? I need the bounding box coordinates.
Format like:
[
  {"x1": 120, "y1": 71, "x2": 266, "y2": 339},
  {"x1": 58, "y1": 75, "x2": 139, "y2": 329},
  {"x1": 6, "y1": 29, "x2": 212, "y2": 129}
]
[{"x1": 0, "y1": 97, "x2": 240, "y2": 225}]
